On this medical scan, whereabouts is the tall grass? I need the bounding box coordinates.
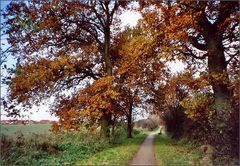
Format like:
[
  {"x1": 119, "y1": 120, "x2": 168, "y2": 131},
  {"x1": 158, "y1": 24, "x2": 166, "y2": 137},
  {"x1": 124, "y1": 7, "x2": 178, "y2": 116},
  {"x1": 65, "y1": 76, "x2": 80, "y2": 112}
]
[
  {"x1": 1, "y1": 125, "x2": 143, "y2": 166},
  {"x1": 1, "y1": 129, "x2": 109, "y2": 165}
]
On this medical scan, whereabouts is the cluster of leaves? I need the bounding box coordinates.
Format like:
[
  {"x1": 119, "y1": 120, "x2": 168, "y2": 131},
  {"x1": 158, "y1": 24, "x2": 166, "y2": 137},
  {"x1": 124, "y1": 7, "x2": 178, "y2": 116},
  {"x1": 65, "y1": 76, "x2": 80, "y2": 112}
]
[{"x1": 52, "y1": 76, "x2": 120, "y2": 132}]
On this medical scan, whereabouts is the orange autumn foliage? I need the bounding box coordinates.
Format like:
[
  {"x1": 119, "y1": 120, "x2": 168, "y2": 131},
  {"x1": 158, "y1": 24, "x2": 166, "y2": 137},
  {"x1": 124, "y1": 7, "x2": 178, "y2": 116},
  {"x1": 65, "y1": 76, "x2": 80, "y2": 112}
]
[{"x1": 3, "y1": 0, "x2": 129, "y2": 132}]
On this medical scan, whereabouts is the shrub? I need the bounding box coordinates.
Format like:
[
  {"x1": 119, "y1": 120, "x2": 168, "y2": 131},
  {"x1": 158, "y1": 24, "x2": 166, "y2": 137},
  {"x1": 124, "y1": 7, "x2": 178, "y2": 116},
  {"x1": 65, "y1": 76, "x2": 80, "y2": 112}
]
[
  {"x1": 161, "y1": 105, "x2": 190, "y2": 138},
  {"x1": 133, "y1": 129, "x2": 140, "y2": 135},
  {"x1": 162, "y1": 94, "x2": 239, "y2": 165}
]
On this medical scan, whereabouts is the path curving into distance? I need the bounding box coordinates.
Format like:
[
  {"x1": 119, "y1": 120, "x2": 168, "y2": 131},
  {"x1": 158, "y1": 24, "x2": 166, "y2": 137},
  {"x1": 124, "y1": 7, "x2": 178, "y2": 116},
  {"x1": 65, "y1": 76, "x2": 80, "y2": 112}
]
[{"x1": 130, "y1": 132, "x2": 157, "y2": 165}]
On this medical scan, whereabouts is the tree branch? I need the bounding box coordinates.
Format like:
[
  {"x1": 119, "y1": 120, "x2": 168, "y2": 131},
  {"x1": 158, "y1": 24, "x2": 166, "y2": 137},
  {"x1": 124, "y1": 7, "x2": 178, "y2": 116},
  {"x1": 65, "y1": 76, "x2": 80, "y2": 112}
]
[
  {"x1": 189, "y1": 36, "x2": 207, "y2": 51},
  {"x1": 179, "y1": 46, "x2": 208, "y2": 60}
]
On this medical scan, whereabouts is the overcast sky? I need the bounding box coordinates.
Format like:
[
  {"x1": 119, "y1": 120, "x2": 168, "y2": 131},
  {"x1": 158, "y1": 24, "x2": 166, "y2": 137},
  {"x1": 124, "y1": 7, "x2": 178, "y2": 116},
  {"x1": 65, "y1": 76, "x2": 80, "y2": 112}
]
[{"x1": 0, "y1": 2, "x2": 184, "y2": 120}]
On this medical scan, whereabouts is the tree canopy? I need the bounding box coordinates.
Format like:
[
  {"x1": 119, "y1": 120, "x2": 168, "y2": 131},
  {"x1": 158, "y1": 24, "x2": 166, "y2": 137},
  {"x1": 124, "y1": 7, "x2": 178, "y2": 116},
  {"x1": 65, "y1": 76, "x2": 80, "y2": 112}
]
[{"x1": 2, "y1": 0, "x2": 239, "y2": 156}]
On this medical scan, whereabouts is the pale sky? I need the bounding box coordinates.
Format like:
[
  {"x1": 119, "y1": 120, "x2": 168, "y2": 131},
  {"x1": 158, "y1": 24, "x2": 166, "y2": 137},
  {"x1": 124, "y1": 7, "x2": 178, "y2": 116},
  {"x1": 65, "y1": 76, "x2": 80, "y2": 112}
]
[
  {"x1": 1, "y1": 4, "x2": 184, "y2": 121},
  {"x1": 120, "y1": 10, "x2": 142, "y2": 29}
]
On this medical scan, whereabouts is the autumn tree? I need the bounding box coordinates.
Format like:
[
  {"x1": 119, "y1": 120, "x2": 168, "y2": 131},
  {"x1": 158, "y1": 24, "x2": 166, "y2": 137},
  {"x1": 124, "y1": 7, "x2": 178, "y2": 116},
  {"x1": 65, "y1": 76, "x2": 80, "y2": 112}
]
[
  {"x1": 3, "y1": 0, "x2": 129, "y2": 137},
  {"x1": 140, "y1": 1, "x2": 239, "y2": 154},
  {"x1": 113, "y1": 26, "x2": 142, "y2": 138},
  {"x1": 113, "y1": 25, "x2": 169, "y2": 137},
  {"x1": 161, "y1": 72, "x2": 208, "y2": 138}
]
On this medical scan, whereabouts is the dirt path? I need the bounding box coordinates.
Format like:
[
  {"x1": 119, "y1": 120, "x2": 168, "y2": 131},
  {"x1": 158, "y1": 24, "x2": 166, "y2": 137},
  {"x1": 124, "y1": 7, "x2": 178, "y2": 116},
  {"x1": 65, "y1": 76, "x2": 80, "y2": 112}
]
[{"x1": 130, "y1": 132, "x2": 157, "y2": 165}]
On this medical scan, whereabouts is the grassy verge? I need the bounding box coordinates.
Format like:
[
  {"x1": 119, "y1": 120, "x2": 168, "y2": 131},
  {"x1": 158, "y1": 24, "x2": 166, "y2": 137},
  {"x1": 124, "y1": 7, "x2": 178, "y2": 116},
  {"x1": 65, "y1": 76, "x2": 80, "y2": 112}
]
[
  {"x1": 155, "y1": 134, "x2": 203, "y2": 166},
  {"x1": 75, "y1": 133, "x2": 147, "y2": 165}
]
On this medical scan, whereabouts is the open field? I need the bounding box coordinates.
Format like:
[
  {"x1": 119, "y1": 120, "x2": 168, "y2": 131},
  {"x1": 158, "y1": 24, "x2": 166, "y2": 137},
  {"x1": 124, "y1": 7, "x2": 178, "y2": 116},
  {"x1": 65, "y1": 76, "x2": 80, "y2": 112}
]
[{"x1": 1, "y1": 124, "x2": 51, "y2": 135}]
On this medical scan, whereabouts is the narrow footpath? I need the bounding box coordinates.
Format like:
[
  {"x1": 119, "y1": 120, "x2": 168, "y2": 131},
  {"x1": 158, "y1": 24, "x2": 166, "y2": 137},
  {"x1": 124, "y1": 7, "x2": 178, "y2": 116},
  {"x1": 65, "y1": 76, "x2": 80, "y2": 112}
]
[{"x1": 130, "y1": 132, "x2": 157, "y2": 165}]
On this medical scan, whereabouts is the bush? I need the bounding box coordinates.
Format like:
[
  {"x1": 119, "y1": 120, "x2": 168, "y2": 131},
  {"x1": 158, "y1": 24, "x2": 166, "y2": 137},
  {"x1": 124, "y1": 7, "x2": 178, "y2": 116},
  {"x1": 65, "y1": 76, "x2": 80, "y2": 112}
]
[
  {"x1": 161, "y1": 96, "x2": 239, "y2": 165},
  {"x1": 161, "y1": 105, "x2": 190, "y2": 138},
  {"x1": 133, "y1": 129, "x2": 140, "y2": 135}
]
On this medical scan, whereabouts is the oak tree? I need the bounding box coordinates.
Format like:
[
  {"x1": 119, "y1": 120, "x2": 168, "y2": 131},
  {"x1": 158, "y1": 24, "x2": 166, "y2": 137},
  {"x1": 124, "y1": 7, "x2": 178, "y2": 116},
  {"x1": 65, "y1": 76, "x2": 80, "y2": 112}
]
[
  {"x1": 3, "y1": 0, "x2": 128, "y2": 136},
  {"x1": 140, "y1": 0, "x2": 239, "y2": 154}
]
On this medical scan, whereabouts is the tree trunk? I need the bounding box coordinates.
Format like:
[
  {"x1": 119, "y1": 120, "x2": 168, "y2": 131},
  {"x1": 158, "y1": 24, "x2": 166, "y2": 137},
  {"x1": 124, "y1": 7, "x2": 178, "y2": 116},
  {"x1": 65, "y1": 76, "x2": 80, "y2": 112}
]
[
  {"x1": 205, "y1": 27, "x2": 234, "y2": 155},
  {"x1": 127, "y1": 102, "x2": 133, "y2": 138},
  {"x1": 207, "y1": 41, "x2": 234, "y2": 154},
  {"x1": 127, "y1": 116, "x2": 133, "y2": 138},
  {"x1": 100, "y1": 24, "x2": 113, "y2": 137},
  {"x1": 100, "y1": 112, "x2": 112, "y2": 138},
  {"x1": 103, "y1": 26, "x2": 112, "y2": 76},
  {"x1": 206, "y1": 31, "x2": 233, "y2": 128},
  {"x1": 112, "y1": 115, "x2": 117, "y2": 137}
]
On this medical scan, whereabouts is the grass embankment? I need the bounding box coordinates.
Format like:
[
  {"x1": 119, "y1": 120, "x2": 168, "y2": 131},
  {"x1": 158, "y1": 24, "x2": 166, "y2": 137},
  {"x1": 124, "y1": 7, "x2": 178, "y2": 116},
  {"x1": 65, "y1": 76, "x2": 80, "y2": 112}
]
[
  {"x1": 76, "y1": 133, "x2": 147, "y2": 165},
  {"x1": 155, "y1": 134, "x2": 203, "y2": 166}
]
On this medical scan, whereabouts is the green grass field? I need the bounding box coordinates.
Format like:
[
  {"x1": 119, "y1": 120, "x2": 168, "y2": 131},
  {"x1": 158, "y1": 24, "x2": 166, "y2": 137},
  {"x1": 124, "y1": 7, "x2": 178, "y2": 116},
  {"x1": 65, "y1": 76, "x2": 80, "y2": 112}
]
[{"x1": 1, "y1": 124, "x2": 52, "y2": 135}]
